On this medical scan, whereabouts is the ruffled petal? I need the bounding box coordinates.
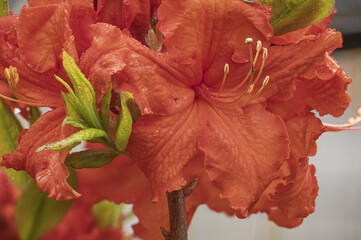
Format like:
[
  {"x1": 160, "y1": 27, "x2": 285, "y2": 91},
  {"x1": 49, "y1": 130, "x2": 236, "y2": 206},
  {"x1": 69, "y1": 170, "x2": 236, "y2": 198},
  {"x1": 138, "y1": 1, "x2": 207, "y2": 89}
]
[
  {"x1": 80, "y1": 23, "x2": 193, "y2": 109},
  {"x1": 197, "y1": 102, "x2": 289, "y2": 218},
  {"x1": 158, "y1": 0, "x2": 273, "y2": 87},
  {"x1": 17, "y1": 2, "x2": 77, "y2": 72},
  {"x1": 258, "y1": 29, "x2": 343, "y2": 102},
  {"x1": 294, "y1": 54, "x2": 351, "y2": 117},
  {"x1": 68, "y1": 0, "x2": 97, "y2": 54},
  {"x1": 95, "y1": 0, "x2": 155, "y2": 42},
  {"x1": 251, "y1": 113, "x2": 323, "y2": 227},
  {"x1": 1, "y1": 108, "x2": 79, "y2": 200},
  {"x1": 0, "y1": 7, "x2": 69, "y2": 107}
]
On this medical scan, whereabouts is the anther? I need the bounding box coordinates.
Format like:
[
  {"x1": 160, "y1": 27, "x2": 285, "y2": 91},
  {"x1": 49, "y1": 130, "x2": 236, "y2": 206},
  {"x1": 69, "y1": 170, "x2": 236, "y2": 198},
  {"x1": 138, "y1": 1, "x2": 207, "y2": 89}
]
[
  {"x1": 263, "y1": 47, "x2": 268, "y2": 59},
  {"x1": 217, "y1": 63, "x2": 230, "y2": 97},
  {"x1": 245, "y1": 75, "x2": 270, "y2": 105},
  {"x1": 245, "y1": 38, "x2": 253, "y2": 44},
  {"x1": 0, "y1": 66, "x2": 48, "y2": 107}
]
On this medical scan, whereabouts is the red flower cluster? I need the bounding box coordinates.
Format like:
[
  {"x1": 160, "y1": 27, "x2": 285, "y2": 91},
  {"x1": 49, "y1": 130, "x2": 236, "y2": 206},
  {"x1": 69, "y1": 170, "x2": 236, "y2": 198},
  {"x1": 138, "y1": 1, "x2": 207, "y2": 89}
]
[{"x1": 0, "y1": 0, "x2": 352, "y2": 239}]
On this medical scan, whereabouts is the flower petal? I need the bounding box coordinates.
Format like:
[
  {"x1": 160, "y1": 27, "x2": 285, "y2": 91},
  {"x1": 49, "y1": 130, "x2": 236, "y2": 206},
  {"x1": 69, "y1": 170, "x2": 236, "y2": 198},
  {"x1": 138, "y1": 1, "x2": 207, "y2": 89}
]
[
  {"x1": 81, "y1": 23, "x2": 193, "y2": 110},
  {"x1": 294, "y1": 54, "x2": 351, "y2": 117},
  {"x1": 158, "y1": 0, "x2": 273, "y2": 87},
  {"x1": 96, "y1": 0, "x2": 155, "y2": 42},
  {"x1": 77, "y1": 156, "x2": 150, "y2": 205},
  {"x1": 1, "y1": 108, "x2": 79, "y2": 200},
  {"x1": 197, "y1": 102, "x2": 289, "y2": 218},
  {"x1": 17, "y1": 2, "x2": 77, "y2": 72},
  {"x1": 258, "y1": 29, "x2": 343, "y2": 102}
]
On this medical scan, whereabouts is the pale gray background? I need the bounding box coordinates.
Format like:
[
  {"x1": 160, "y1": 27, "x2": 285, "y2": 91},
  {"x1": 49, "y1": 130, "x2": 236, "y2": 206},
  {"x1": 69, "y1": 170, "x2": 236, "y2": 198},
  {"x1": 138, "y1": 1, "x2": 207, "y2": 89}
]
[{"x1": 7, "y1": 0, "x2": 361, "y2": 239}]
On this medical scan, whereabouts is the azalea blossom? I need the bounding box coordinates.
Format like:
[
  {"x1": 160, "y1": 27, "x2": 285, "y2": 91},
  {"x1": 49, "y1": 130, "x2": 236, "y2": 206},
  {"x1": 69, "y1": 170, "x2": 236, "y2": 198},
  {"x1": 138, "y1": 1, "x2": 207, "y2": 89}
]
[
  {"x1": 0, "y1": 0, "x2": 354, "y2": 239},
  {"x1": 0, "y1": 0, "x2": 159, "y2": 200},
  {"x1": 77, "y1": 0, "x2": 351, "y2": 237}
]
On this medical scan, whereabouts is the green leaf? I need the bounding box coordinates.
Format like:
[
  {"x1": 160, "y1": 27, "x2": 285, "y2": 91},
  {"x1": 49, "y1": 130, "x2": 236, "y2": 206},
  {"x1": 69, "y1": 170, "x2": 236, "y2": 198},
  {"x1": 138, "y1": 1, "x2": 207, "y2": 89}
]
[
  {"x1": 124, "y1": 92, "x2": 141, "y2": 123},
  {"x1": 37, "y1": 128, "x2": 109, "y2": 152},
  {"x1": 15, "y1": 170, "x2": 76, "y2": 240},
  {"x1": 115, "y1": 93, "x2": 133, "y2": 152},
  {"x1": 0, "y1": 0, "x2": 8, "y2": 17},
  {"x1": 0, "y1": 100, "x2": 30, "y2": 190},
  {"x1": 61, "y1": 92, "x2": 82, "y2": 119},
  {"x1": 65, "y1": 148, "x2": 119, "y2": 169},
  {"x1": 259, "y1": 0, "x2": 334, "y2": 36},
  {"x1": 62, "y1": 117, "x2": 88, "y2": 130},
  {"x1": 100, "y1": 85, "x2": 112, "y2": 132},
  {"x1": 92, "y1": 200, "x2": 124, "y2": 229},
  {"x1": 61, "y1": 51, "x2": 103, "y2": 130}
]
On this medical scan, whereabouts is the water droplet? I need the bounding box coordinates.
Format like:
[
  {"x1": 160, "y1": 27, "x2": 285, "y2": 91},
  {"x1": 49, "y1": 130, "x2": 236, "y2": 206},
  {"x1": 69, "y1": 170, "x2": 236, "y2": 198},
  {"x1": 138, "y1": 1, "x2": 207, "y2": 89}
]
[{"x1": 152, "y1": 130, "x2": 160, "y2": 137}]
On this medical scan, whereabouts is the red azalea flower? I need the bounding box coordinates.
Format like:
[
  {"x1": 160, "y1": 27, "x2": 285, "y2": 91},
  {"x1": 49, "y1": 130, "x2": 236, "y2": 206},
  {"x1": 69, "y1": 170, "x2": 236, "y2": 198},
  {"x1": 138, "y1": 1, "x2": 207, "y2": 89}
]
[
  {"x1": 0, "y1": 0, "x2": 158, "y2": 200},
  {"x1": 80, "y1": 0, "x2": 348, "y2": 222}
]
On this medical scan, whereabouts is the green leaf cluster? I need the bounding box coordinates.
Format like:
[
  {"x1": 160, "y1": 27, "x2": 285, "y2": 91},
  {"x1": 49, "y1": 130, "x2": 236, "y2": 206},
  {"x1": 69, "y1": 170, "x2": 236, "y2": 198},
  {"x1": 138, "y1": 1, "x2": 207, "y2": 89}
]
[
  {"x1": 38, "y1": 50, "x2": 139, "y2": 169},
  {"x1": 259, "y1": 0, "x2": 334, "y2": 35},
  {"x1": 92, "y1": 200, "x2": 126, "y2": 229}
]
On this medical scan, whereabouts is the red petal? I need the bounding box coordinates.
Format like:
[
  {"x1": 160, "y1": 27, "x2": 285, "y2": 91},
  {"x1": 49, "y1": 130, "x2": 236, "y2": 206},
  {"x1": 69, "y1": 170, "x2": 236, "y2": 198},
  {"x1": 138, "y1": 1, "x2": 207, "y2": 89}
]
[
  {"x1": 259, "y1": 30, "x2": 343, "y2": 102},
  {"x1": 69, "y1": 0, "x2": 97, "y2": 55},
  {"x1": 285, "y1": 113, "x2": 324, "y2": 159},
  {"x1": 96, "y1": 0, "x2": 153, "y2": 42},
  {"x1": 158, "y1": 0, "x2": 273, "y2": 87},
  {"x1": 78, "y1": 156, "x2": 150, "y2": 205},
  {"x1": 17, "y1": 3, "x2": 77, "y2": 72},
  {"x1": 1, "y1": 108, "x2": 79, "y2": 200},
  {"x1": 197, "y1": 103, "x2": 289, "y2": 218},
  {"x1": 273, "y1": 158, "x2": 319, "y2": 219},
  {"x1": 42, "y1": 202, "x2": 96, "y2": 240},
  {"x1": 295, "y1": 54, "x2": 351, "y2": 117},
  {"x1": 0, "y1": 170, "x2": 20, "y2": 240},
  {"x1": 0, "y1": 6, "x2": 70, "y2": 107}
]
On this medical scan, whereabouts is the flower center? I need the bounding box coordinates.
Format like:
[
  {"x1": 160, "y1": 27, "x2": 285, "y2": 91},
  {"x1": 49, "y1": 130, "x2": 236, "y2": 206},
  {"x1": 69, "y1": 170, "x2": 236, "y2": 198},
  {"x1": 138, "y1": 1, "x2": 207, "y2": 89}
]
[{"x1": 197, "y1": 38, "x2": 270, "y2": 108}]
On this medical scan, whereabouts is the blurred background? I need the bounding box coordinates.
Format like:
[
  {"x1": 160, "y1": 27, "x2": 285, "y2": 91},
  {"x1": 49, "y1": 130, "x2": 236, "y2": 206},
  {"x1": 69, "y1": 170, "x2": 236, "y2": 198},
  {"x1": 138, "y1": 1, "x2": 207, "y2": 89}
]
[{"x1": 7, "y1": 0, "x2": 361, "y2": 239}]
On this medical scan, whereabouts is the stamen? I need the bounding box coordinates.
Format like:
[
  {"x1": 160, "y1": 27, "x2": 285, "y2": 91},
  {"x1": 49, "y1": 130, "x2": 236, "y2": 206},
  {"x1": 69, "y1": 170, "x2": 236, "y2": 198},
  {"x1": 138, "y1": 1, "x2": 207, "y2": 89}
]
[
  {"x1": 217, "y1": 63, "x2": 229, "y2": 97},
  {"x1": 233, "y1": 41, "x2": 263, "y2": 91},
  {"x1": 245, "y1": 76, "x2": 269, "y2": 105},
  {"x1": 324, "y1": 106, "x2": 361, "y2": 131},
  {"x1": 252, "y1": 48, "x2": 268, "y2": 86},
  {"x1": 0, "y1": 67, "x2": 49, "y2": 107}
]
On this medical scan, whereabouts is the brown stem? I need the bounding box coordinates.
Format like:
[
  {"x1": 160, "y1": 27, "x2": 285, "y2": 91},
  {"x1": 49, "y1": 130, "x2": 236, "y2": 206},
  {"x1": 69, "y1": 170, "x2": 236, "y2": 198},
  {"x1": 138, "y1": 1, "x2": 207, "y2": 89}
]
[{"x1": 166, "y1": 189, "x2": 188, "y2": 240}]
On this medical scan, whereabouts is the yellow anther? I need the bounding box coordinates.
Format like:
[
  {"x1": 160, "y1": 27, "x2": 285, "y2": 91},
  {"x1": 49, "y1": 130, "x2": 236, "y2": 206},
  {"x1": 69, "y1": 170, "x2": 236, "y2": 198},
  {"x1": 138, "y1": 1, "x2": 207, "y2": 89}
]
[
  {"x1": 357, "y1": 106, "x2": 361, "y2": 116},
  {"x1": 245, "y1": 75, "x2": 270, "y2": 105},
  {"x1": 217, "y1": 63, "x2": 230, "y2": 97},
  {"x1": 0, "y1": 66, "x2": 48, "y2": 107},
  {"x1": 224, "y1": 63, "x2": 230, "y2": 74},
  {"x1": 5, "y1": 66, "x2": 19, "y2": 85},
  {"x1": 256, "y1": 40, "x2": 262, "y2": 51},
  {"x1": 263, "y1": 47, "x2": 268, "y2": 59},
  {"x1": 262, "y1": 75, "x2": 270, "y2": 86},
  {"x1": 247, "y1": 84, "x2": 254, "y2": 94}
]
